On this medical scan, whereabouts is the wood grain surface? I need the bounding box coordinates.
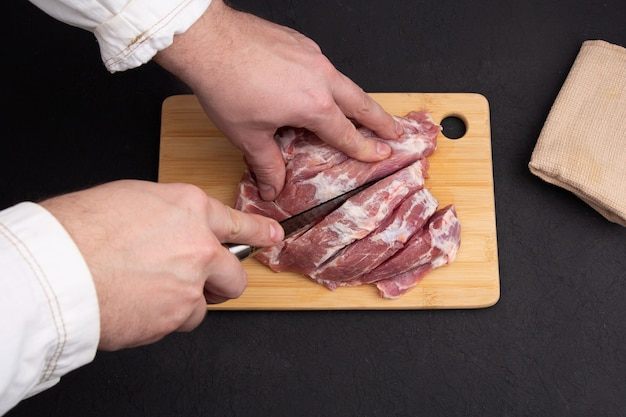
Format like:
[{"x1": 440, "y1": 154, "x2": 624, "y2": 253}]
[{"x1": 158, "y1": 93, "x2": 499, "y2": 310}]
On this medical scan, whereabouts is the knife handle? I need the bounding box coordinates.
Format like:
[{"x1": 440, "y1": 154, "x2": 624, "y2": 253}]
[{"x1": 224, "y1": 243, "x2": 256, "y2": 261}]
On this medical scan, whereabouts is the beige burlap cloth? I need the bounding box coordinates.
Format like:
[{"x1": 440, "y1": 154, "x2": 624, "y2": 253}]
[{"x1": 529, "y1": 40, "x2": 626, "y2": 227}]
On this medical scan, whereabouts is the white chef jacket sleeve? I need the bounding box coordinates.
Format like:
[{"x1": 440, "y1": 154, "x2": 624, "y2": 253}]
[
  {"x1": 28, "y1": 0, "x2": 212, "y2": 73},
  {"x1": 0, "y1": 202, "x2": 100, "y2": 416}
]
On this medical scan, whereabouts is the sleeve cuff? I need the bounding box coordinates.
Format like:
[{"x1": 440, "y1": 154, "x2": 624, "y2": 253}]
[
  {"x1": 0, "y1": 202, "x2": 100, "y2": 400},
  {"x1": 95, "y1": 0, "x2": 212, "y2": 72}
]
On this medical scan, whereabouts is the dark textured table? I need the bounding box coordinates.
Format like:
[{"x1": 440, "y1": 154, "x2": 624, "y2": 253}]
[{"x1": 3, "y1": 1, "x2": 625, "y2": 416}]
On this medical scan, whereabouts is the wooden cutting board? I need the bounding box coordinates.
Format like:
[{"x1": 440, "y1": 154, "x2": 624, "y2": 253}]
[{"x1": 158, "y1": 93, "x2": 499, "y2": 310}]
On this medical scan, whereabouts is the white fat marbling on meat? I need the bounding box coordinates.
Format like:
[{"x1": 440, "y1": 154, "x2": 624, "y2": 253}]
[
  {"x1": 389, "y1": 138, "x2": 429, "y2": 155},
  {"x1": 308, "y1": 173, "x2": 357, "y2": 202},
  {"x1": 431, "y1": 212, "x2": 461, "y2": 264},
  {"x1": 373, "y1": 228, "x2": 411, "y2": 244},
  {"x1": 314, "y1": 200, "x2": 387, "y2": 265},
  {"x1": 371, "y1": 188, "x2": 438, "y2": 245}
]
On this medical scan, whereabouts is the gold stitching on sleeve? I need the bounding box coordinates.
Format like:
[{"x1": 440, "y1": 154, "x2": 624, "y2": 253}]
[{"x1": 0, "y1": 222, "x2": 67, "y2": 383}]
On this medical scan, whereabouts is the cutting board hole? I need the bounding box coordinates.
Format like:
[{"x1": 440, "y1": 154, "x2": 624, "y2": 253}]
[{"x1": 440, "y1": 115, "x2": 467, "y2": 140}]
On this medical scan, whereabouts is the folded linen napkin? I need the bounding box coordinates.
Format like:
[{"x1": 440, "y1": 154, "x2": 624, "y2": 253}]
[{"x1": 529, "y1": 40, "x2": 626, "y2": 227}]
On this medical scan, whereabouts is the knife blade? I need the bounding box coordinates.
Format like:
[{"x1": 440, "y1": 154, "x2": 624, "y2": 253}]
[{"x1": 225, "y1": 180, "x2": 375, "y2": 260}]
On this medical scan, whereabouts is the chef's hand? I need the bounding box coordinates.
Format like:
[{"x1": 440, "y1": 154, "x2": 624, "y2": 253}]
[
  {"x1": 40, "y1": 180, "x2": 283, "y2": 351},
  {"x1": 154, "y1": 0, "x2": 402, "y2": 201}
]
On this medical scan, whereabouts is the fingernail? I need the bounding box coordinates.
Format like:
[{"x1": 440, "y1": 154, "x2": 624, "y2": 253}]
[
  {"x1": 259, "y1": 183, "x2": 276, "y2": 201},
  {"x1": 270, "y1": 222, "x2": 284, "y2": 242},
  {"x1": 395, "y1": 120, "x2": 404, "y2": 136},
  {"x1": 376, "y1": 142, "x2": 391, "y2": 157}
]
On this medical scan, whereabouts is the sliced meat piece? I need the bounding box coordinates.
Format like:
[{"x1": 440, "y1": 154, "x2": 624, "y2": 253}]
[
  {"x1": 356, "y1": 205, "x2": 461, "y2": 285},
  {"x1": 260, "y1": 159, "x2": 429, "y2": 275},
  {"x1": 309, "y1": 188, "x2": 439, "y2": 283},
  {"x1": 313, "y1": 205, "x2": 460, "y2": 292},
  {"x1": 375, "y1": 263, "x2": 436, "y2": 299},
  {"x1": 375, "y1": 223, "x2": 461, "y2": 299}
]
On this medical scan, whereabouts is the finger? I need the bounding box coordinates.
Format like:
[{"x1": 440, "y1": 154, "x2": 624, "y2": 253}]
[
  {"x1": 307, "y1": 105, "x2": 393, "y2": 162},
  {"x1": 203, "y1": 244, "x2": 249, "y2": 301},
  {"x1": 204, "y1": 291, "x2": 230, "y2": 305},
  {"x1": 230, "y1": 131, "x2": 286, "y2": 201},
  {"x1": 332, "y1": 72, "x2": 403, "y2": 139},
  {"x1": 176, "y1": 298, "x2": 208, "y2": 332},
  {"x1": 210, "y1": 205, "x2": 284, "y2": 248}
]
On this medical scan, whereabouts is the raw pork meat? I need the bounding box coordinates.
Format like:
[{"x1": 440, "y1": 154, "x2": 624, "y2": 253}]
[
  {"x1": 259, "y1": 159, "x2": 429, "y2": 275},
  {"x1": 339, "y1": 205, "x2": 461, "y2": 298},
  {"x1": 309, "y1": 188, "x2": 439, "y2": 283},
  {"x1": 234, "y1": 110, "x2": 461, "y2": 298},
  {"x1": 356, "y1": 205, "x2": 460, "y2": 284},
  {"x1": 234, "y1": 110, "x2": 439, "y2": 219}
]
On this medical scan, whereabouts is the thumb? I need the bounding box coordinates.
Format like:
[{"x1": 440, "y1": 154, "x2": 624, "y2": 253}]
[{"x1": 234, "y1": 131, "x2": 286, "y2": 201}]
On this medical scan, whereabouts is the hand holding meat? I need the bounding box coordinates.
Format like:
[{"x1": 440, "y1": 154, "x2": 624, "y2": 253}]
[
  {"x1": 154, "y1": 0, "x2": 402, "y2": 201},
  {"x1": 40, "y1": 181, "x2": 283, "y2": 351}
]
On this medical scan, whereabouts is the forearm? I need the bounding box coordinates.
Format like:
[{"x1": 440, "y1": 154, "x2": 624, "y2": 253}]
[{"x1": 153, "y1": 0, "x2": 244, "y2": 96}]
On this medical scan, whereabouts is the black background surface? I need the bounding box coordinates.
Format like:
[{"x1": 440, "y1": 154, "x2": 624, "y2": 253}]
[{"x1": 3, "y1": 1, "x2": 626, "y2": 416}]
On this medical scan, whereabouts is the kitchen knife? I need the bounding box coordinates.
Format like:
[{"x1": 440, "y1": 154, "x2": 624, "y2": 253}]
[{"x1": 225, "y1": 180, "x2": 374, "y2": 260}]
